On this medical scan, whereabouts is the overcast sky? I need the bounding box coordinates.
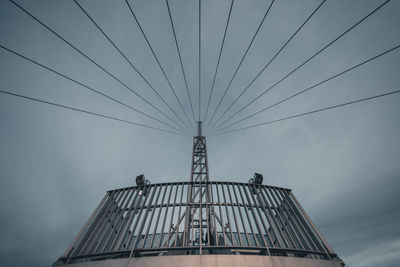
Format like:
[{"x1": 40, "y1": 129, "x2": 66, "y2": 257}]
[{"x1": 0, "y1": 0, "x2": 399, "y2": 266}]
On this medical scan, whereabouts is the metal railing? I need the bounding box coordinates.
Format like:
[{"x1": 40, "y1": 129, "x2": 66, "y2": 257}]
[{"x1": 59, "y1": 181, "x2": 339, "y2": 264}]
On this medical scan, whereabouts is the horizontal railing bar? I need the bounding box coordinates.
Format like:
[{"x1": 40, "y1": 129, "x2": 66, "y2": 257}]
[
  {"x1": 117, "y1": 202, "x2": 282, "y2": 210},
  {"x1": 65, "y1": 246, "x2": 337, "y2": 261},
  {"x1": 108, "y1": 181, "x2": 291, "y2": 193}
]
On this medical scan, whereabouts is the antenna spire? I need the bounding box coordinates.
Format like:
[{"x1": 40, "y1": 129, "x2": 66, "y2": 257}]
[
  {"x1": 197, "y1": 121, "x2": 202, "y2": 137},
  {"x1": 191, "y1": 121, "x2": 208, "y2": 183}
]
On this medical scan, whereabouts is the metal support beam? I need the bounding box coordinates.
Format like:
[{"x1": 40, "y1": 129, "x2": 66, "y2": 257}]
[{"x1": 184, "y1": 122, "x2": 216, "y2": 251}]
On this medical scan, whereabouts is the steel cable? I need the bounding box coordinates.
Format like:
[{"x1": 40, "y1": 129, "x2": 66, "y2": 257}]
[
  {"x1": 208, "y1": 0, "x2": 392, "y2": 133},
  {"x1": 211, "y1": 89, "x2": 400, "y2": 137},
  {"x1": 211, "y1": 43, "x2": 400, "y2": 134},
  {"x1": 124, "y1": 0, "x2": 196, "y2": 133},
  {"x1": 165, "y1": 0, "x2": 196, "y2": 123},
  {"x1": 8, "y1": 0, "x2": 190, "y2": 134},
  {"x1": 203, "y1": 0, "x2": 235, "y2": 125},
  {"x1": 205, "y1": 0, "x2": 275, "y2": 130},
  {"x1": 207, "y1": 0, "x2": 327, "y2": 133},
  {"x1": 0, "y1": 44, "x2": 188, "y2": 134},
  {"x1": 0, "y1": 90, "x2": 190, "y2": 137},
  {"x1": 198, "y1": 0, "x2": 202, "y2": 121}
]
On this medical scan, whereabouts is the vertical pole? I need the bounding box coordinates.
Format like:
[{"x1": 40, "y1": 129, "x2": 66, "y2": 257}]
[{"x1": 184, "y1": 121, "x2": 215, "y2": 253}]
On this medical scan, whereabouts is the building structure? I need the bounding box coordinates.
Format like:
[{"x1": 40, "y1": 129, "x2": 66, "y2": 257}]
[{"x1": 53, "y1": 122, "x2": 344, "y2": 267}]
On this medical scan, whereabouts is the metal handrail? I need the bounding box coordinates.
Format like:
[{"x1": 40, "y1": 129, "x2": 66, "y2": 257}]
[{"x1": 60, "y1": 181, "x2": 337, "y2": 264}]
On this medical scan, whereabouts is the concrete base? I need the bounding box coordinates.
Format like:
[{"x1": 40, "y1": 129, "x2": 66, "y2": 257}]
[{"x1": 61, "y1": 255, "x2": 343, "y2": 267}]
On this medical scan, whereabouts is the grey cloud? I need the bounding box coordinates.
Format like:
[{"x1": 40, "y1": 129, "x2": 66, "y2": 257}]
[{"x1": 1, "y1": 0, "x2": 400, "y2": 266}]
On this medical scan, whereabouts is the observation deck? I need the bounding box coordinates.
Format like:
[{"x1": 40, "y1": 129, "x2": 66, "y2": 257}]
[{"x1": 54, "y1": 181, "x2": 344, "y2": 266}]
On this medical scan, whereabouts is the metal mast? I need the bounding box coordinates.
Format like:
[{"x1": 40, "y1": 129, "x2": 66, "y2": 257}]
[
  {"x1": 190, "y1": 121, "x2": 209, "y2": 184},
  {"x1": 184, "y1": 121, "x2": 215, "y2": 252}
]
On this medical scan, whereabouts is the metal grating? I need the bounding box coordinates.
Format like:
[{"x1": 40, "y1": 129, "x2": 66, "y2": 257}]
[{"x1": 58, "y1": 181, "x2": 340, "y2": 264}]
